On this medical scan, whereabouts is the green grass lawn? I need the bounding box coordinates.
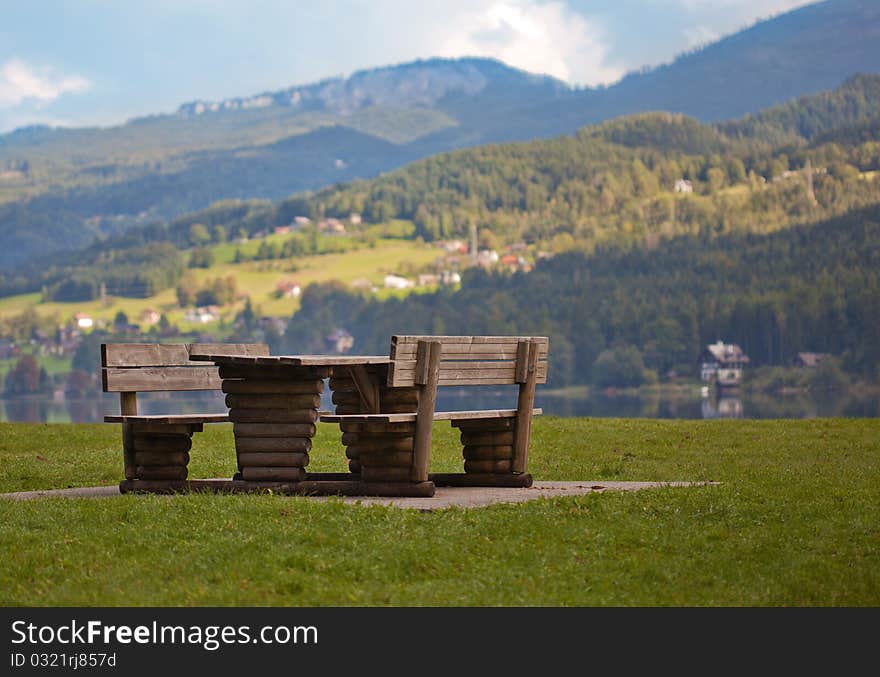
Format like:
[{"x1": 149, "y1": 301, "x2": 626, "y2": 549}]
[{"x1": 0, "y1": 418, "x2": 877, "y2": 606}]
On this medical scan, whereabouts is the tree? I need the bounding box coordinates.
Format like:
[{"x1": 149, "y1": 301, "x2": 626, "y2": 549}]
[
  {"x1": 189, "y1": 223, "x2": 211, "y2": 246},
  {"x1": 72, "y1": 332, "x2": 104, "y2": 372},
  {"x1": 4, "y1": 355, "x2": 48, "y2": 395},
  {"x1": 212, "y1": 225, "x2": 227, "y2": 243},
  {"x1": 591, "y1": 346, "x2": 647, "y2": 388},
  {"x1": 188, "y1": 247, "x2": 214, "y2": 268},
  {"x1": 809, "y1": 357, "x2": 849, "y2": 391},
  {"x1": 706, "y1": 167, "x2": 726, "y2": 192},
  {"x1": 238, "y1": 298, "x2": 257, "y2": 332},
  {"x1": 65, "y1": 369, "x2": 94, "y2": 395}
]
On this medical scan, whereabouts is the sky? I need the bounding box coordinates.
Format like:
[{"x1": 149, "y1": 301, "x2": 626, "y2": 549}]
[{"x1": 0, "y1": 0, "x2": 818, "y2": 132}]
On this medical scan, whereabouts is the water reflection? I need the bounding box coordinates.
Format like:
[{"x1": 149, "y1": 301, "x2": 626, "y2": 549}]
[{"x1": 0, "y1": 386, "x2": 877, "y2": 423}]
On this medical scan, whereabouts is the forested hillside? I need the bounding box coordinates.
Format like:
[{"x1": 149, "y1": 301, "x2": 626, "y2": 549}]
[
  {"x1": 278, "y1": 205, "x2": 880, "y2": 385},
  {"x1": 2, "y1": 75, "x2": 879, "y2": 304}
]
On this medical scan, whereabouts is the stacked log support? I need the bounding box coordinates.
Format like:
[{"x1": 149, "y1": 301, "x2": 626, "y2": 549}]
[
  {"x1": 130, "y1": 423, "x2": 195, "y2": 481},
  {"x1": 329, "y1": 365, "x2": 419, "y2": 476},
  {"x1": 454, "y1": 417, "x2": 518, "y2": 476},
  {"x1": 222, "y1": 366, "x2": 326, "y2": 482}
]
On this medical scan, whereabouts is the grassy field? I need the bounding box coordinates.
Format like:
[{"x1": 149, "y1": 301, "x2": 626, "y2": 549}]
[
  {"x1": 0, "y1": 237, "x2": 441, "y2": 331},
  {"x1": 0, "y1": 417, "x2": 877, "y2": 606}
]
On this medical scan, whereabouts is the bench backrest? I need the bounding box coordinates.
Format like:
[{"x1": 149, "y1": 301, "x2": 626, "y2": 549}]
[
  {"x1": 101, "y1": 343, "x2": 269, "y2": 393},
  {"x1": 387, "y1": 335, "x2": 549, "y2": 388}
]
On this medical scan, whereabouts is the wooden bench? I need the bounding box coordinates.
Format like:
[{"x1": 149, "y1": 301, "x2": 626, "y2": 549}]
[
  {"x1": 321, "y1": 335, "x2": 548, "y2": 490},
  {"x1": 102, "y1": 342, "x2": 268, "y2": 491}
]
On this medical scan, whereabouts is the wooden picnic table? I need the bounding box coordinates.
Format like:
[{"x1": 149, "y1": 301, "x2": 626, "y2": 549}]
[{"x1": 188, "y1": 352, "x2": 414, "y2": 492}]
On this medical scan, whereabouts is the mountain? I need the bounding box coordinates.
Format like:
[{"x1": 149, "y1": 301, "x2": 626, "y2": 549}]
[
  {"x1": 5, "y1": 74, "x2": 879, "y2": 304},
  {"x1": 1, "y1": 0, "x2": 880, "y2": 266},
  {"x1": 535, "y1": 0, "x2": 880, "y2": 133}
]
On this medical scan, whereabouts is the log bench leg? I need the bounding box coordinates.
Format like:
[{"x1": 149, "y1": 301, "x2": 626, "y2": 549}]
[
  {"x1": 431, "y1": 418, "x2": 533, "y2": 487},
  {"x1": 330, "y1": 369, "x2": 420, "y2": 476},
  {"x1": 222, "y1": 366, "x2": 327, "y2": 483},
  {"x1": 127, "y1": 423, "x2": 199, "y2": 482},
  {"x1": 330, "y1": 367, "x2": 433, "y2": 496}
]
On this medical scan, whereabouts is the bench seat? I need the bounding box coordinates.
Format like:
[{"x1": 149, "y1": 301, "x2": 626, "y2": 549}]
[
  {"x1": 319, "y1": 408, "x2": 542, "y2": 424},
  {"x1": 104, "y1": 413, "x2": 230, "y2": 425}
]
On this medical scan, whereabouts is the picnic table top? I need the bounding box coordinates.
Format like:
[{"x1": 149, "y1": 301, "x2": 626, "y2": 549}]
[{"x1": 188, "y1": 353, "x2": 392, "y2": 367}]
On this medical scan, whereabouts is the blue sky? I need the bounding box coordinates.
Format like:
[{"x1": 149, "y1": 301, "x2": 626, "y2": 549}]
[{"x1": 0, "y1": 0, "x2": 817, "y2": 132}]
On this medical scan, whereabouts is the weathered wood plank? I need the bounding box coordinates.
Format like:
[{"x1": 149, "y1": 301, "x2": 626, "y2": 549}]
[
  {"x1": 435, "y1": 408, "x2": 542, "y2": 421},
  {"x1": 347, "y1": 438, "x2": 413, "y2": 458},
  {"x1": 340, "y1": 433, "x2": 413, "y2": 450},
  {"x1": 188, "y1": 343, "x2": 269, "y2": 359},
  {"x1": 105, "y1": 413, "x2": 229, "y2": 424},
  {"x1": 392, "y1": 344, "x2": 550, "y2": 360},
  {"x1": 350, "y1": 364, "x2": 380, "y2": 414},
  {"x1": 337, "y1": 420, "x2": 416, "y2": 434},
  {"x1": 240, "y1": 466, "x2": 305, "y2": 482},
  {"x1": 104, "y1": 366, "x2": 222, "y2": 392},
  {"x1": 429, "y1": 473, "x2": 532, "y2": 488},
  {"x1": 225, "y1": 394, "x2": 322, "y2": 410},
  {"x1": 120, "y1": 392, "x2": 137, "y2": 481},
  {"x1": 319, "y1": 408, "x2": 541, "y2": 423},
  {"x1": 131, "y1": 423, "x2": 201, "y2": 435},
  {"x1": 235, "y1": 437, "x2": 312, "y2": 453},
  {"x1": 464, "y1": 459, "x2": 512, "y2": 474},
  {"x1": 221, "y1": 379, "x2": 324, "y2": 395},
  {"x1": 358, "y1": 451, "x2": 415, "y2": 468},
  {"x1": 103, "y1": 343, "x2": 267, "y2": 367},
  {"x1": 460, "y1": 431, "x2": 515, "y2": 446},
  {"x1": 136, "y1": 465, "x2": 188, "y2": 480},
  {"x1": 102, "y1": 343, "x2": 191, "y2": 367},
  {"x1": 388, "y1": 364, "x2": 547, "y2": 387},
  {"x1": 218, "y1": 365, "x2": 330, "y2": 380},
  {"x1": 379, "y1": 389, "x2": 420, "y2": 405},
  {"x1": 205, "y1": 354, "x2": 390, "y2": 367},
  {"x1": 233, "y1": 423, "x2": 316, "y2": 438},
  {"x1": 236, "y1": 452, "x2": 309, "y2": 467},
  {"x1": 361, "y1": 466, "x2": 413, "y2": 482},
  {"x1": 132, "y1": 436, "x2": 192, "y2": 453},
  {"x1": 392, "y1": 335, "x2": 548, "y2": 346},
  {"x1": 462, "y1": 445, "x2": 514, "y2": 460},
  {"x1": 377, "y1": 403, "x2": 420, "y2": 414},
  {"x1": 328, "y1": 377, "x2": 358, "y2": 392},
  {"x1": 229, "y1": 408, "x2": 318, "y2": 424},
  {"x1": 451, "y1": 417, "x2": 515, "y2": 431},
  {"x1": 411, "y1": 340, "x2": 440, "y2": 482},
  {"x1": 134, "y1": 451, "x2": 190, "y2": 466},
  {"x1": 515, "y1": 340, "x2": 530, "y2": 383},
  {"x1": 319, "y1": 412, "x2": 417, "y2": 423},
  {"x1": 512, "y1": 340, "x2": 539, "y2": 474}
]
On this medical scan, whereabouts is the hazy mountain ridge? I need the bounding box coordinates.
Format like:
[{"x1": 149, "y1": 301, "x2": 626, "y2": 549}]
[{"x1": 176, "y1": 57, "x2": 569, "y2": 119}]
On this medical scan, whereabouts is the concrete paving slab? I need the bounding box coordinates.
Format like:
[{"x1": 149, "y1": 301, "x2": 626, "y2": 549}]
[{"x1": 0, "y1": 480, "x2": 711, "y2": 510}]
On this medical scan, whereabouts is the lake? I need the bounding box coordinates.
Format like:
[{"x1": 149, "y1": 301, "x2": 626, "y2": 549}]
[{"x1": 0, "y1": 385, "x2": 877, "y2": 422}]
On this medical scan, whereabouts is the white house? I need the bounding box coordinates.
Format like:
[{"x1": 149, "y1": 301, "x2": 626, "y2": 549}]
[
  {"x1": 73, "y1": 313, "x2": 94, "y2": 330},
  {"x1": 674, "y1": 179, "x2": 694, "y2": 194},
  {"x1": 384, "y1": 274, "x2": 414, "y2": 290},
  {"x1": 700, "y1": 341, "x2": 750, "y2": 387}
]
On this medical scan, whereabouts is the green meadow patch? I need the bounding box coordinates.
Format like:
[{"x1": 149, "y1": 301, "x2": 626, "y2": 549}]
[{"x1": 0, "y1": 418, "x2": 877, "y2": 605}]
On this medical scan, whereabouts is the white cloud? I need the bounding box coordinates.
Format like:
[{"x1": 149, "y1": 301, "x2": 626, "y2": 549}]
[
  {"x1": 0, "y1": 59, "x2": 91, "y2": 109},
  {"x1": 672, "y1": 0, "x2": 812, "y2": 10},
  {"x1": 683, "y1": 25, "x2": 719, "y2": 49},
  {"x1": 437, "y1": 1, "x2": 623, "y2": 86}
]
